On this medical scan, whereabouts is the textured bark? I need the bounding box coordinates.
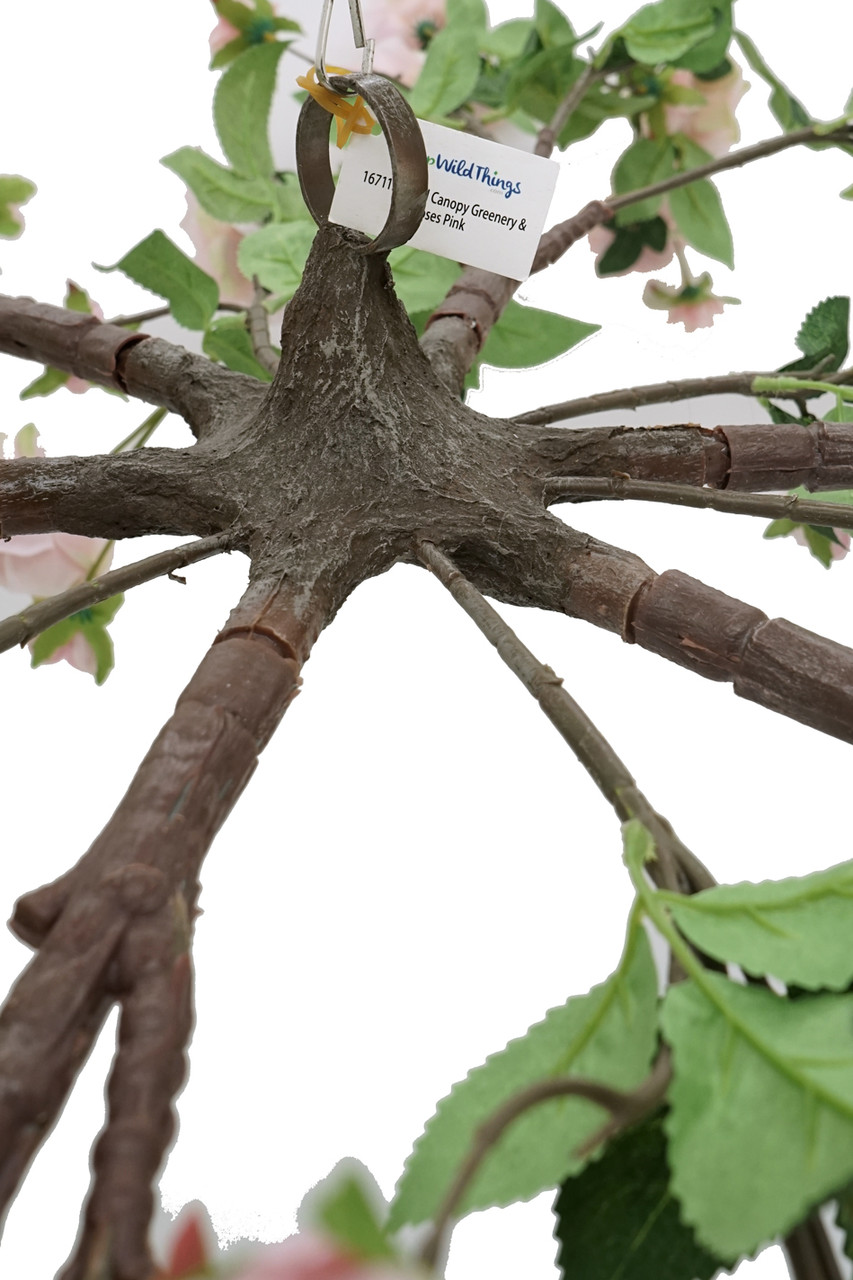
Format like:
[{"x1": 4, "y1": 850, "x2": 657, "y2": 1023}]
[{"x1": 3, "y1": 215, "x2": 853, "y2": 1274}]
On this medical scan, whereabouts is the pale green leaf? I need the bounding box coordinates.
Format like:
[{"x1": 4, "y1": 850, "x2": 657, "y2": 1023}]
[
  {"x1": 314, "y1": 1174, "x2": 394, "y2": 1262},
  {"x1": 479, "y1": 300, "x2": 599, "y2": 371},
  {"x1": 162, "y1": 147, "x2": 282, "y2": 223},
  {"x1": 99, "y1": 230, "x2": 219, "y2": 331},
  {"x1": 409, "y1": 26, "x2": 482, "y2": 119},
  {"x1": 0, "y1": 173, "x2": 36, "y2": 238},
  {"x1": 621, "y1": 0, "x2": 717, "y2": 66},
  {"x1": 668, "y1": 178, "x2": 733, "y2": 267},
  {"x1": 237, "y1": 222, "x2": 316, "y2": 302},
  {"x1": 480, "y1": 19, "x2": 534, "y2": 61},
  {"x1": 388, "y1": 247, "x2": 460, "y2": 316},
  {"x1": 734, "y1": 29, "x2": 811, "y2": 132},
  {"x1": 663, "y1": 975, "x2": 853, "y2": 1256},
  {"x1": 612, "y1": 139, "x2": 677, "y2": 224},
  {"x1": 388, "y1": 922, "x2": 658, "y2": 1227},
  {"x1": 214, "y1": 41, "x2": 287, "y2": 177},
  {"x1": 534, "y1": 0, "x2": 576, "y2": 48},
  {"x1": 203, "y1": 315, "x2": 274, "y2": 381},
  {"x1": 659, "y1": 860, "x2": 853, "y2": 990},
  {"x1": 20, "y1": 366, "x2": 70, "y2": 399}
]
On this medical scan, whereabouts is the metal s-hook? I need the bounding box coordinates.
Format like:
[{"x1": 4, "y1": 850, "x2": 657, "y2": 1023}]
[{"x1": 316, "y1": 0, "x2": 375, "y2": 91}]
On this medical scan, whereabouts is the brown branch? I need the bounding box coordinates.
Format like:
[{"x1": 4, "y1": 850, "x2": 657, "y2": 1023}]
[
  {"x1": 0, "y1": 533, "x2": 235, "y2": 654},
  {"x1": 532, "y1": 123, "x2": 853, "y2": 276},
  {"x1": 1, "y1": 578, "x2": 324, "y2": 1277},
  {"x1": 0, "y1": 450, "x2": 240, "y2": 540},
  {"x1": 543, "y1": 475, "x2": 853, "y2": 529},
  {"x1": 419, "y1": 1048, "x2": 673, "y2": 1270},
  {"x1": 247, "y1": 276, "x2": 280, "y2": 376},
  {"x1": 783, "y1": 1212, "x2": 846, "y2": 1280},
  {"x1": 104, "y1": 301, "x2": 246, "y2": 327},
  {"x1": 518, "y1": 418, "x2": 853, "y2": 497},
  {"x1": 534, "y1": 62, "x2": 602, "y2": 158},
  {"x1": 0, "y1": 294, "x2": 266, "y2": 439},
  {"x1": 512, "y1": 368, "x2": 853, "y2": 427},
  {"x1": 417, "y1": 539, "x2": 713, "y2": 893}
]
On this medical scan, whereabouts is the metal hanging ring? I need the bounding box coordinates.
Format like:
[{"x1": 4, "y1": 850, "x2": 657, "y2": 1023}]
[{"x1": 296, "y1": 72, "x2": 428, "y2": 256}]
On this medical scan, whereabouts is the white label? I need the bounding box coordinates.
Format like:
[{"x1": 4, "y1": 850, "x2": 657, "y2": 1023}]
[{"x1": 329, "y1": 120, "x2": 559, "y2": 280}]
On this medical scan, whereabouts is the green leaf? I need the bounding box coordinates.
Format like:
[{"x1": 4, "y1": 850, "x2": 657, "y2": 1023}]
[
  {"x1": 662, "y1": 975, "x2": 853, "y2": 1256},
  {"x1": 214, "y1": 41, "x2": 287, "y2": 177},
  {"x1": 314, "y1": 1174, "x2": 394, "y2": 1262},
  {"x1": 668, "y1": 178, "x2": 733, "y2": 267},
  {"x1": 203, "y1": 314, "x2": 274, "y2": 381},
  {"x1": 20, "y1": 365, "x2": 70, "y2": 399},
  {"x1": 658, "y1": 860, "x2": 853, "y2": 990},
  {"x1": 81, "y1": 622, "x2": 116, "y2": 685},
  {"x1": 621, "y1": 0, "x2": 717, "y2": 67},
  {"x1": 388, "y1": 920, "x2": 658, "y2": 1227},
  {"x1": 553, "y1": 1113, "x2": 732, "y2": 1280},
  {"x1": 162, "y1": 147, "x2": 282, "y2": 223},
  {"x1": 596, "y1": 219, "x2": 667, "y2": 274},
  {"x1": 387, "y1": 247, "x2": 460, "y2": 316},
  {"x1": 479, "y1": 300, "x2": 599, "y2": 372},
  {"x1": 237, "y1": 222, "x2": 315, "y2": 303},
  {"x1": 409, "y1": 26, "x2": 482, "y2": 119},
  {"x1": 793, "y1": 296, "x2": 850, "y2": 372},
  {"x1": 673, "y1": 1, "x2": 732, "y2": 74},
  {"x1": 210, "y1": 33, "x2": 250, "y2": 71},
  {"x1": 557, "y1": 82, "x2": 659, "y2": 148},
  {"x1": 836, "y1": 1182, "x2": 853, "y2": 1265},
  {"x1": 64, "y1": 281, "x2": 95, "y2": 314},
  {"x1": 612, "y1": 138, "x2": 677, "y2": 223},
  {"x1": 0, "y1": 174, "x2": 36, "y2": 238},
  {"x1": 841, "y1": 183, "x2": 853, "y2": 200},
  {"x1": 507, "y1": 45, "x2": 583, "y2": 121},
  {"x1": 480, "y1": 19, "x2": 535, "y2": 61},
  {"x1": 734, "y1": 29, "x2": 811, "y2": 132},
  {"x1": 534, "y1": 0, "x2": 576, "y2": 48},
  {"x1": 446, "y1": 0, "x2": 488, "y2": 31},
  {"x1": 29, "y1": 616, "x2": 80, "y2": 667},
  {"x1": 99, "y1": 230, "x2": 219, "y2": 331}
]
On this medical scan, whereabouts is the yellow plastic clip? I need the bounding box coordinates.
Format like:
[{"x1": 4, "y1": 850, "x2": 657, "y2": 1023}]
[{"x1": 296, "y1": 65, "x2": 376, "y2": 149}]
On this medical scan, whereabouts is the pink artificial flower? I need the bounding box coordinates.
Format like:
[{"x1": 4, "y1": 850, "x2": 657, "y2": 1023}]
[
  {"x1": 660, "y1": 64, "x2": 748, "y2": 158},
  {"x1": 181, "y1": 192, "x2": 254, "y2": 306},
  {"x1": 228, "y1": 1232, "x2": 424, "y2": 1280},
  {"x1": 588, "y1": 220, "x2": 676, "y2": 277},
  {"x1": 210, "y1": 13, "x2": 241, "y2": 57},
  {"x1": 35, "y1": 630, "x2": 100, "y2": 677},
  {"x1": 793, "y1": 526, "x2": 850, "y2": 561},
  {"x1": 357, "y1": 0, "x2": 446, "y2": 87},
  {"x1": 642, "y1": 274, "x2": 737, "y2": 332}
]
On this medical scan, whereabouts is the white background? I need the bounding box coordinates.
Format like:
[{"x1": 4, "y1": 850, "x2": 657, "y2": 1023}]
[{"x1": 1, "y1": 2, "x2": 852, "y2": 1277}]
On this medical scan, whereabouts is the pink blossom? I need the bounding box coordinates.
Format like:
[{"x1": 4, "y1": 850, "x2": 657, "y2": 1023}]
[
  {"x1": 0, "y1": 530, "x2": 112, "y2": 597},
  {"x1": 181, "y1": 192, "x2": 253, "y2": 306},
  {"x1": 347, "y1": 1, "x2": 446, "y2": 87},
  {"x1": 210, "y1": 13, "x2": 241, "y2": 57},
  {"x1": 642, "y1": 274, "x2": 737, "y2": 331},
  {"x1": 35, "y1": 630, "x2": 100, "y2": 677},
  {"x1": 588, "y1": 221, "x2": 676, "y2": 277},
  {"x1": 665, "y1": 296, "x2": 726, "y2": 331},
  {"x1": 227, "y1": 1232, "x2": 424, "y2": 1280},
  {"x1": 661, "y1": 64, "x2": 748, "y2": 158}
]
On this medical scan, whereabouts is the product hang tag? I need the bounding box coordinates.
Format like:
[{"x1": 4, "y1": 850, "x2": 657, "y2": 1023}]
[{"x1": 329, "y1": 119, "x2": 559, "y2": 280}]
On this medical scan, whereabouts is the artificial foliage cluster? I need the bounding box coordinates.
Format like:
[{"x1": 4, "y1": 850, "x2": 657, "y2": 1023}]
[{"x1": 2, "y1": 1, "x2": 853, "y2": 1278}]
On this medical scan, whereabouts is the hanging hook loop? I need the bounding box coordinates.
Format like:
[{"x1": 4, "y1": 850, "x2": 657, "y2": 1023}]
[{"x1": 316, "y1": 0, "x2": 375, "y2": 92}]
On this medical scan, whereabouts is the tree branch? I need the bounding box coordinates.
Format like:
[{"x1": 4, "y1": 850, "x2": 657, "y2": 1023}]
[
  {"x1": 534, "y1": 62, "x2": 602, "y2": 158},
  {"x1": 247, "y1": 277, "x2": 280, "y2": 377},
  {"x1": 783, "y1": 1212, "x2": 846, "y2": 1280},
  {"x1": 103, "y1": 301, "x2": 246, "y2": 327},
  {"x1": 543, "y1": 475, "x2": 853, "y2": 529},
  {"x1": 419, "y1": 1047, "x2": 673, "y2": 1270},
  {"x1": 417, "y1": 539, "x2": 712, "y2": 893},
  {"x1": 512, "y1": 368, "x2": 853, "y2": 427},
  {"x1": 0, "y1": 533, "x2": 236, "y2": 655}
]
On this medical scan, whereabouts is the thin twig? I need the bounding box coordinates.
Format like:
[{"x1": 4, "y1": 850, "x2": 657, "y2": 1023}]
[
  {"x1": 419, "y1": 1047, "x2": 672, "y2": 1269},
  {"x1": 512, "y1": 368, "x2": 853, "y2": 427},
  {"x1": 416, "y1": 540, "x2": 714, "y2": 895},
  {"x1": 0, "y1": 533, "x2": 236, "y2": 654},
  {"x1": 531, "y1": 122, "x2": 853, "y2": 275},
  {"x1": 103, "y1": 302, "x2": 246, "y2": 328},
  {"x1": 534, "y1": 60, "x2": 602, "y2": 158},
  {"x1": 543, "y1": 476, "x2": 853, "y2": 529},
  {"x1": 247, "y1": 276, "x2": 280, "y2": 376}
]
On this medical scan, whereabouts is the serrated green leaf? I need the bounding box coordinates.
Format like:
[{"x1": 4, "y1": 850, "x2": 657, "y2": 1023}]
[
  {"x1": 479, "y1": 300, "x2": 599, "y2": 372},
  {"x1": 663, "y1": 976, "x2": 853, "y2": 1256},
  {"x1": 214, "y1": 41, "x2": 287, "y2": 177},
  {"x1": 553, "y1": 1113, "x2": 732, "y2": 1280},
  {"x1": 658, "y1": 861, "x2": 853, "y2": 990},
  {"x1": 613, "y1": 139, "x2": 677, "y2": 223},
  {"x1": 0, "y1": 174, "x2": 36, "y2": 238},
  {"x1": 794, "y1": 297, "x2": 850, "y2": 371},
  {"x1": 162, "y1": 147, "x2": 281, "y2": 223},
  {"x1": 237, "y1": 221, "x2": 315, "y2": 302},
  {"x1": 409, "y1": 26, "x2": 482, "y2": 119},
  {"x1": 388, "y1": 247, "x2": 460, "y2": 316},
  {"x1": 668, "y1": 178, "x2": 733, "y2": 267},
  {"x1": 388, "y1": 921, "x2": 658, "y2": 1227},
  {"x1": 673, "y1": 1, "x2": 732, "y2": 74},
  {"x1": 734, "y1": 29, "x2": 811, "y2": 132},
  {"x1": 100, "y1": 230, "x2": 219, "y2": 331},
  {"x1": 203, "y1": 314, "x2": 274, "y2": 381},
  {"x1": 20, "y1": 365, "x2": 70, "y2": 400},
  {"x1": 315, "y1": 1175, "x2": 394, "y2": 1262},
  {"x1": 621, "y1": 0, "x2": 717, "y2": 66},
  {"x1": 534, "y1": 0, "x2": 576, "y2": 48}
]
